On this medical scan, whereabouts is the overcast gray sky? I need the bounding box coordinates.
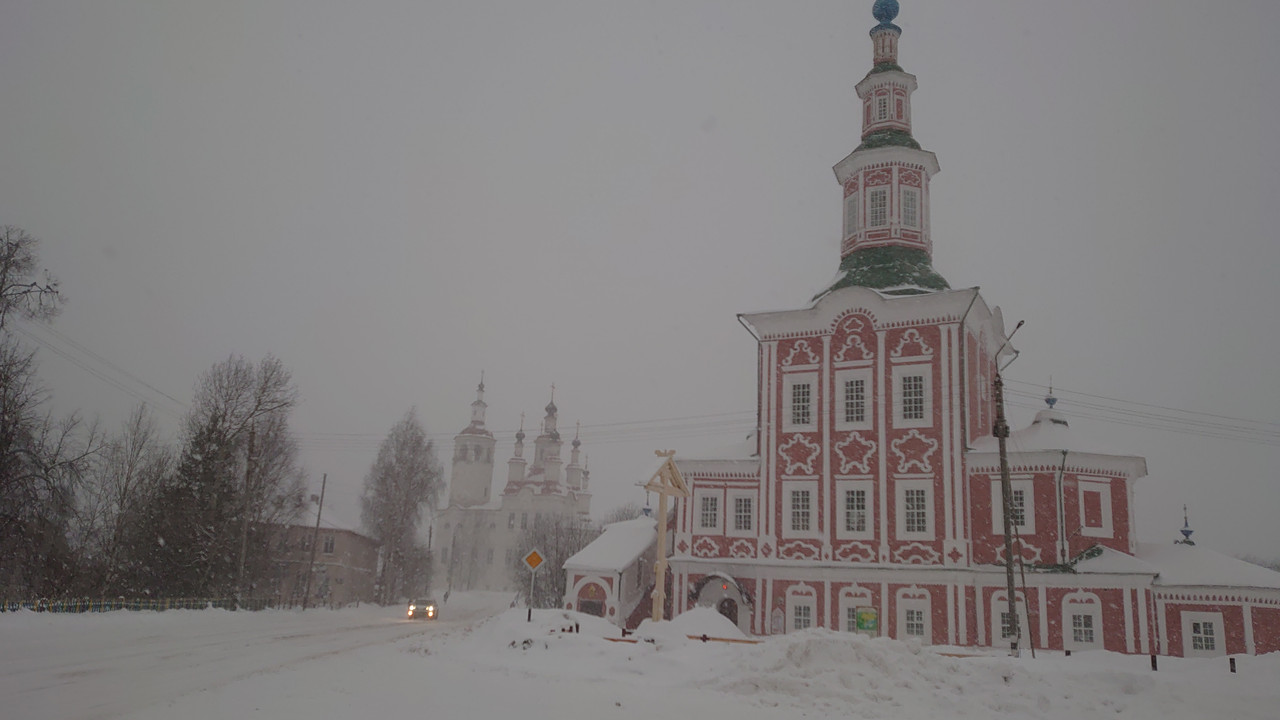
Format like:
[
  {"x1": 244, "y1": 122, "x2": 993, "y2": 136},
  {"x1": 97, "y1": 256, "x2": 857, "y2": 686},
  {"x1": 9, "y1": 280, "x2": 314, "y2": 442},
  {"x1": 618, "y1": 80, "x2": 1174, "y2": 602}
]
[{"x1": 2, "y1": 0, "x2": 1277, "y2": 558}]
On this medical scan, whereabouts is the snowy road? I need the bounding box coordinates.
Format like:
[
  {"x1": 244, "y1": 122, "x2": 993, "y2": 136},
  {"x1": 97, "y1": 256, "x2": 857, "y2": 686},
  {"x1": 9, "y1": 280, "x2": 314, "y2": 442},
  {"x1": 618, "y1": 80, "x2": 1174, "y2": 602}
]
[
  {"x1": 3, "y1": 594, "x2": 1277, "y2": 720},
  {"x1": 0, "y1": 594, "x2": 512, "y2": 720}
]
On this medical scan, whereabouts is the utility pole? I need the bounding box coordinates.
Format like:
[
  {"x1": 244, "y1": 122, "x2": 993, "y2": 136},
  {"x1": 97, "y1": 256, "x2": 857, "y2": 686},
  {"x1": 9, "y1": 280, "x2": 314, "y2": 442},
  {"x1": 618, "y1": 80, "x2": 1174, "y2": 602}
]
[
  {"x1": 235, "y1": 421, "x2": 257, "y2": 607},
  {"x1": 993, "y1": 320, "x2": 1024, "y2": 657},
  {"x1": 302, "y1": 473, "x2": 326, "y2": 610}
]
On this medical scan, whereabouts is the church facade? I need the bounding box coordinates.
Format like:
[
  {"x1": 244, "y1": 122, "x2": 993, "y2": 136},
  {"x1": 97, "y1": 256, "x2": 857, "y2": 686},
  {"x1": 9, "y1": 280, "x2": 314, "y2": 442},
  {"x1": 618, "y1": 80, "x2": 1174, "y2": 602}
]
[
  {"x1": 433, "y1": 381, "x2": 591, "y2": 593},
  {"x1": 658, "y1": 1, "x2": 1280, "y2": 657}
]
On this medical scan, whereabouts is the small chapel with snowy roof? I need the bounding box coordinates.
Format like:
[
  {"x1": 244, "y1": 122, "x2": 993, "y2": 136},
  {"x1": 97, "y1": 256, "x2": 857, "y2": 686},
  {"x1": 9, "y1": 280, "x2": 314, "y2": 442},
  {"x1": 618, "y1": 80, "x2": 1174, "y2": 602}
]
[{"x1": 564, "y1": 0, "x2": 1280, "y2": 657}]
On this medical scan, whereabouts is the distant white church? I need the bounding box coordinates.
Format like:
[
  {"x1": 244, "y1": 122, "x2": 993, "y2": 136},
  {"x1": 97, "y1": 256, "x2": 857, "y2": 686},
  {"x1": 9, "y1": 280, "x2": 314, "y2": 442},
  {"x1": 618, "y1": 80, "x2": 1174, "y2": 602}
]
[{"x1": 432, "y1": 379, "x2": 591, "y2": 592}]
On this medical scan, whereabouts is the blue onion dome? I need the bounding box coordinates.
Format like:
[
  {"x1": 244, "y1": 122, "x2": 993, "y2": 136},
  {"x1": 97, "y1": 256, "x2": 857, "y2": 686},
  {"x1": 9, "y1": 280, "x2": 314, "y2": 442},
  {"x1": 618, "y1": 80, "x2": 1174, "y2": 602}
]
[
  {"x1": 871, "y1": 0, "x2": 902, "y2": 34},
  {"x1": 873, "y1": 0, "x2": 899, "y2": 23}
]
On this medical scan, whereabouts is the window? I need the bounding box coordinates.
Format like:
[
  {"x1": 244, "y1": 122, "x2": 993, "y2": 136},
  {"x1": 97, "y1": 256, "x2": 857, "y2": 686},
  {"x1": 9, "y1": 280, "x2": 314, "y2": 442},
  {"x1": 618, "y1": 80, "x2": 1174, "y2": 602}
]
[
  {"x1": 905, "y1": 609, "x2": 925, "y2": 637},
  {"x1": 835, "y1": 480, "x2": 874, "y2": 540},
  {"x1": 846, "y1": 606, "x2": 859, "y2": 632},
  {"x1": 901, "y1": 375, "x2": 925, "y2": 420},
  {"x1": 791, "y1": 382, "x2": 812, "y2": 426},
  {"x1": 508, "y1": 513, "x2": 515, "y2": 529},
  {"x1": 1191, "y1": 621, "x2": 1215, "y2": 651},
  {"x1": 1000, "y1": 611, "x2": 1017, "y2": 640},
  {"x1": 734, "y1": 497, "x2": 753, "y2": 532},
  {"x1": 791, "y1": 489, "x2": 812, "y2": 532},
  {"x1": 1078, "y1": 479, "x2": 1114, "y2": 538},
  {"x1": 783, "y1": 372, "x2": 818, "y2": 433},
  {"x1": 793, "y1": 605, "x2": 812, "y2": 631},
  {"x1": 1010, "y1": 489, "x2": 1026, "y2": 528},
  {"x1": 844, "y1": 378, "x2": 866, "y2": 424},
  {"x1": 700, "y1": 495, "x2": 720, "y2": 530},
  {"x1": 895, "y1": 480, "x2": 933, "y2": 540},
  {"x1": 843, "y1": 489, "x2": 867, "y2": 533},
  {"x1": 1072, "y1": 614, "x2": 1095, "y2": 645},
  {"x1": 521, "y1": 513, "x2": 528, "y2": 530},
  {"x1": 897, "y1": 592, "x2": 931, "y2": 643},
  {"x1": 844, "y1": 193, "x2": 859, "y2": 238},
  {"x1": 904, "y1": 489, "x2": 928, "y2": 534},
  {"x1": 835, "y1": 369, "x2": 872, "y2": 432},
  {"x1": 876, "y1": 96, "x2": 888, "y2": 121},
  {"x1": 869, "y1": 188, "x2": 888, "y2": 227},
  {"x1": 322, "y1": 535, "x2": 335, "y2": 554},
  {"x1": 1181, "y1": 611, "x2": 1224, "y2": 657},
  {"x1": 486, "y1": 548, "x2": 494, "y2": 565},
  {"x1": 991, "y1": 478, "x2": 1036, "y2": 535},
  {"x1": 902, "y1": 188, "x2": 919, "y2": 228},
  {"x1": 892, "y1": 365, "x2": 931, "y2": 428}
]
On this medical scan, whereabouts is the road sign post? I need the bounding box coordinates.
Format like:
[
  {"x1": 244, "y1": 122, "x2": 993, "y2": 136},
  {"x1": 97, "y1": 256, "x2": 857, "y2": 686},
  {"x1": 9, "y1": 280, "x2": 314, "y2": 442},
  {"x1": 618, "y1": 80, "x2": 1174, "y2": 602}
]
[{"x1": 522, "y1": 549, "x2": 544, "y2": 623}]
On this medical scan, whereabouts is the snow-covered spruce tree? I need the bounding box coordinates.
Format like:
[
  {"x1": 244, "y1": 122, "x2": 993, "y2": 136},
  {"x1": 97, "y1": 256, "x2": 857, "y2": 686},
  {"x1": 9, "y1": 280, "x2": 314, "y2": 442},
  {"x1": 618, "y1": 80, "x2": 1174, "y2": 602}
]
[
  {"x1": 510, "y1": 513, "x2": 599, "y2": 609},
  {"x1": 360, "y1": 409, "x2": 441, "y2": 605},
  {"x1": 125, "y1": 355, "x2": 304, "y2": 600}
]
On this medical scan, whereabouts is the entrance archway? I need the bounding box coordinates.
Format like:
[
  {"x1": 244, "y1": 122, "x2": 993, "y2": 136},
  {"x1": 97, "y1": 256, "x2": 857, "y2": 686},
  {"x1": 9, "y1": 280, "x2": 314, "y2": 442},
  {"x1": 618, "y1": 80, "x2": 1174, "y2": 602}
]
[{"x1": 717, "y1": 597, "x2": 739, "y2": 625}]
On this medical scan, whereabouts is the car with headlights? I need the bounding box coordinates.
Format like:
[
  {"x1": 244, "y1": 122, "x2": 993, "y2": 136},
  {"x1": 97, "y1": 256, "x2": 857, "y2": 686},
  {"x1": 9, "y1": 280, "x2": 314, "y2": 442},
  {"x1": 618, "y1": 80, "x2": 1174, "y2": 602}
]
[{"x1": 407, "y1": 599, "x2": 438, "y2": 620}]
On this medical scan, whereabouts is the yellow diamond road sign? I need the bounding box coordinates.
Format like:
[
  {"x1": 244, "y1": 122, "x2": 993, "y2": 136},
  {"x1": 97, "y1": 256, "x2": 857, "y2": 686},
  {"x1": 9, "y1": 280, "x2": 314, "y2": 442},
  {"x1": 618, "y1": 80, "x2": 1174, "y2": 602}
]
[{"x1": 523, "y1": 550, "x2": 544, "y2": 571}]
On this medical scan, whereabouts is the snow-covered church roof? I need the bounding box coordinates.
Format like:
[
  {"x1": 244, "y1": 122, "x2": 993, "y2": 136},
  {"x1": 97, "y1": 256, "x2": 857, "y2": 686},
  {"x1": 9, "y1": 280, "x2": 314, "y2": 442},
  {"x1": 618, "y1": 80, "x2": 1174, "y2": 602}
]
[
  {"x1": 563, "y1": 516, "x2": 656, "y2": 573},
  {"x1": 1137, "y1": 542, "x2": 1280, "y2": 591},
  {"x1": 968, "y1": 399, "x2": 1147, "y2": 478}
]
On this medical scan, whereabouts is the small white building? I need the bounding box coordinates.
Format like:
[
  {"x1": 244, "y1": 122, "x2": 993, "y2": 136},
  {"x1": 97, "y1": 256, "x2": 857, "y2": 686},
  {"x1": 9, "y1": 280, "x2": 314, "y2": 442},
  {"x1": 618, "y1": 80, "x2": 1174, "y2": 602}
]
[{"x1": 564, "y1": 516, "x2": 658, "y2": 625}]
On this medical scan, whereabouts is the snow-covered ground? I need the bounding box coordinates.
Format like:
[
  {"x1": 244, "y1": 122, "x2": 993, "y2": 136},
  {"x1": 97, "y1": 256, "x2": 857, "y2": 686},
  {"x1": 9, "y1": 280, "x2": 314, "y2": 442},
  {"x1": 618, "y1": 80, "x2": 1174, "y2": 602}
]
[{"x1": 2, "y1": 592, "x2": 1276, "y2": 720}]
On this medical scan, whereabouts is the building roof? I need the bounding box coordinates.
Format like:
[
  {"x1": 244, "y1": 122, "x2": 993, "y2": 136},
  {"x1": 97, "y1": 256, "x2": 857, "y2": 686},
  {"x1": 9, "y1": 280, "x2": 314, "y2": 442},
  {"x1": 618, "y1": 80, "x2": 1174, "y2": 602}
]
[
  {"x1": 1072, "y1": 546, "x2": 1158, "y2": 575},
  {"x1": 563, "y1": 516, "x2": 657, "y2": 572},
  {"x1": 1137, "y1": 542, "x2": 1280, "y2": 591},
  {"x1": 968, "y1": 404, "x2": 1148, "y2": 478}
]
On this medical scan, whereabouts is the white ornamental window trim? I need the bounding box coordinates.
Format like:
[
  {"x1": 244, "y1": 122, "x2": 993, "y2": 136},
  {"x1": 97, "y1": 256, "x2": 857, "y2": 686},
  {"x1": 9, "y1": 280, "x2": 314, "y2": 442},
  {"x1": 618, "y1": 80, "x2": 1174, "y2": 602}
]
[
  {"x1": 1062, "y1": 593, "x2": 1104, "y2": 652},
  {"x1": 835, "y1": 479, "x2": 875, "y2": 541},
  {"x1": 782, "y1": 371, "x2": 819, "y2": 433},
  {"x1": 901, "y1": 186, "x2": 919, "y2": 228},
  {"x1": 895, "y1": 478, "x2": 935, "y2": 541},
  {"x1": 1181, "y1": 610, "x2": 1225, "y2": 658},
  {"x1": 839, "y1": 586, "x2": 875, "y2": 633},
  {"x1": 781, "y1": 480, "x2": 821, "y2": 540},
  {"x1": 693, "y1": 488, "x2": 723, "y2": 534},
  {"x1": 834, "y1": 367, "x2": 874, "y2": 431},
  {"x1": 785, "y1": 584, "x2": 818, "y2": 634},
  {"x1": 989, "y1": 592, "x2": 1031, "y2": 645},
  {"x1": 891, "y1": 364, "x2": 933, "y2": 429},
  {"x1": 895, "y1": 588, "x2": 931, "y2": 643},
  {"x1": 868, "y1": 188, "x2": 889, "y2": 228},
  {"x1": 1077, "y1": 478, "x2": 1114, "y2": 538},
  {"x1": 990, "y1": 476, "x2": 1036, "y2": 535},
  {"x1": 726, "y1": 490, "x2": 756, "y2": 538}
]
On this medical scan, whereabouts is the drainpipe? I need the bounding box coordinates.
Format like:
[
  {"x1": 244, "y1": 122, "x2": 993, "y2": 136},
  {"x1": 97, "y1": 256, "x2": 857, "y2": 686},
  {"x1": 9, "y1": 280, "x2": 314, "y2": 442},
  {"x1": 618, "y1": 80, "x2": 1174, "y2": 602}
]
[{"x1": 1056, "y1": 450, "x2": 1069, "y2": 564}]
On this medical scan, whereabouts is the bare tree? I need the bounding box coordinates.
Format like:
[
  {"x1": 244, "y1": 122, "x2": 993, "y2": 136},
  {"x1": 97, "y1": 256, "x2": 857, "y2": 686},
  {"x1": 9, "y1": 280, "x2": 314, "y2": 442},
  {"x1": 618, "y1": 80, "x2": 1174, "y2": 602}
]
[
  {"x1": 0, "y1": 228, "x2": 97, "y2": 597},
  {"x1": 74, "y1": 404, "x2": 174, "y2": 594},
  {"x1": 511, "y1": 513, "x2": 599, "y2": 609},
  {"x1": 0, "y1": 226, "x2": 61, "y2": 331},
  {"x1": 360, "y1": 408, "x2": 441, "y2": 604}
]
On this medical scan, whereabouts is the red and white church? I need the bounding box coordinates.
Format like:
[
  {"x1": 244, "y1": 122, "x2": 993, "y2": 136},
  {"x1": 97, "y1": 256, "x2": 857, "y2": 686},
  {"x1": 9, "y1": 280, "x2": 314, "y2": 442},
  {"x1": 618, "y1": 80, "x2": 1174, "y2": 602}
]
[{"x1": 566, "y1": 0, "x2": 1280, "y2": 657}]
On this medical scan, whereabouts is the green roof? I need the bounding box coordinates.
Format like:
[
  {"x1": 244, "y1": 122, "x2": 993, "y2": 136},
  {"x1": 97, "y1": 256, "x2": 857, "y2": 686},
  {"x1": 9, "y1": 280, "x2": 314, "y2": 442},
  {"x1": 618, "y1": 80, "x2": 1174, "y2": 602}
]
[
  {"x1": 856, "y1": 128, "x2": 920, "y2": 151},
  {"x1": 818, "y1": 246, "x2": 950, "y2": 298},
  {"x1": 868, "y1": 62, "x2": 904, "y2": 75}
]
